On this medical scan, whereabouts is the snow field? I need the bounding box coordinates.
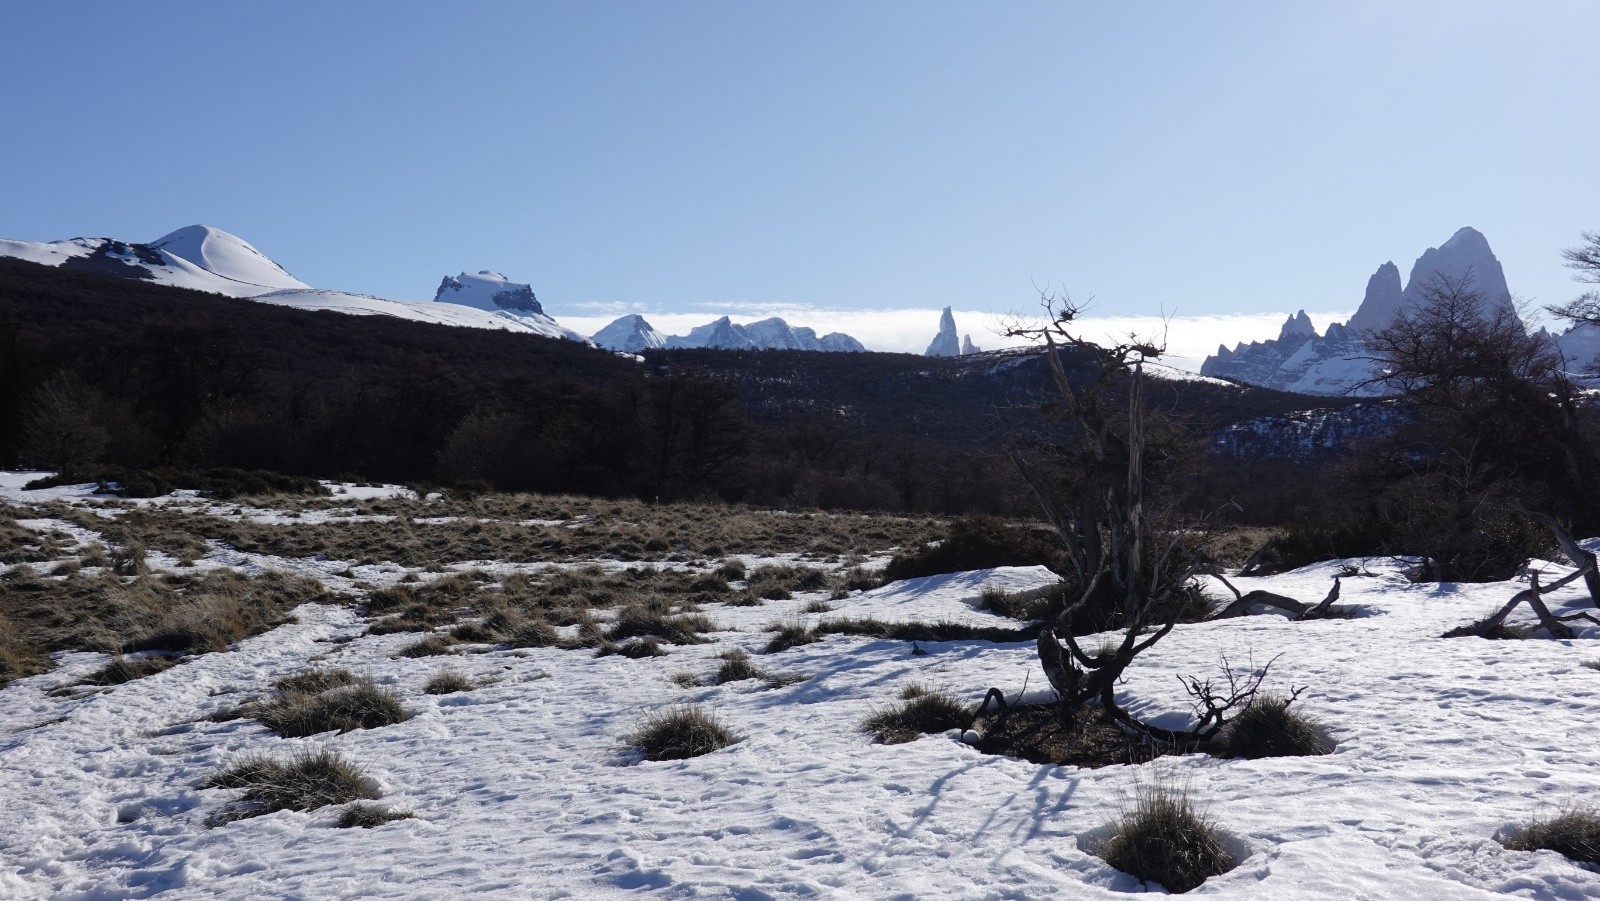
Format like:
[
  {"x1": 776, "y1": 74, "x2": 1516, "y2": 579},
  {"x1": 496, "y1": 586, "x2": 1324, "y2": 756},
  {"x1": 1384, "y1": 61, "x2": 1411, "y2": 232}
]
[{"x1": 4, "y1": 491, "x2": 1600, "y2": 896}]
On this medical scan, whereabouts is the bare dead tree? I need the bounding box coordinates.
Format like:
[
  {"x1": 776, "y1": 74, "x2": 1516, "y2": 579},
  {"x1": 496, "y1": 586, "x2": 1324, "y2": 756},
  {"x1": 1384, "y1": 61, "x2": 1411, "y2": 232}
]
[
  {"x1": 1546, "y1": 230, "x2": 1600, "y2": 331},
  {"x1": 1209, "y1": 574, "x2": 1341, "y2": 620},
  {"x1": 988, "y1": 292, "x2": 1269, "y2": 745},
  {"x1": 1445, "y1": 563, "x2": 1600, "y2": 639}
]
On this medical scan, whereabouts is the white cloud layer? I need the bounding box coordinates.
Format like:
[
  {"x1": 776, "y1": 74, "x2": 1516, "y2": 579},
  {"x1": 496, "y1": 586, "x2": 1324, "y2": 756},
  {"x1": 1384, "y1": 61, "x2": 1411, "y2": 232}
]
[{"x1": 557, "y1": 304, "x2": 1354, "y2": 375}]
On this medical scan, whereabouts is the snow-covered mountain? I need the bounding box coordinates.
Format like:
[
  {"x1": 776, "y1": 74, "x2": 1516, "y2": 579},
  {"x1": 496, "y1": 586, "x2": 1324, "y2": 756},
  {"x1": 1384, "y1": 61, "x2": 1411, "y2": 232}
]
[
  {"x1": 594, "y1": 315, "x2": 866, "y2": 353},
  {"x1": 0, "y1": 225, "x2": 309, "y2": 297},
  {"x1": 591, "y1": 314, "x2": 668, "y2": 353},
  {"x1": 0, "y1": 225, "x2": 589, "y2": 344},
  {"x1": 1201, "y1": 227, "x2": 1518, "y2": 396}
]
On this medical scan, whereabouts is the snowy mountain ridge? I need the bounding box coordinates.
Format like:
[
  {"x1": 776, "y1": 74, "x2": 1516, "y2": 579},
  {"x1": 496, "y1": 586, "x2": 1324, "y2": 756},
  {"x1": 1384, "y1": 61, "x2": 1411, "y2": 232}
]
[
  {"x1": 0, "y1": 225, "x2": 589, "y2": 344},
  {"x1": 590, "y1": 314, "x2": 866, "y2": 353}
]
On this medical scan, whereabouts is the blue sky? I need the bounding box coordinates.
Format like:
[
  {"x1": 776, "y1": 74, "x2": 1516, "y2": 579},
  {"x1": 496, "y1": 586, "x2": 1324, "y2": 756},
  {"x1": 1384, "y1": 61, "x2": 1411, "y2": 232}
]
[{"x1": 3, "y1": 1, "x2": 1597, "y2": 354}]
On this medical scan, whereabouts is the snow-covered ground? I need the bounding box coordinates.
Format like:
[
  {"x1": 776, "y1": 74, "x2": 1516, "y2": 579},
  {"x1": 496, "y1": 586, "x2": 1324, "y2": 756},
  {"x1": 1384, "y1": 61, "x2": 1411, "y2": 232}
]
[{"x1": 5, "y1": 484, "x2": 1600, "y2": 898}]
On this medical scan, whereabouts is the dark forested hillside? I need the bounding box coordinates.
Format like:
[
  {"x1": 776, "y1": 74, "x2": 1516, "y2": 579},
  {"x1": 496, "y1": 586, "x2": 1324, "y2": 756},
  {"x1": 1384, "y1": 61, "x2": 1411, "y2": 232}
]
[{"x1": 0, "y1": 258, "x2": 1365, "y2": 517}]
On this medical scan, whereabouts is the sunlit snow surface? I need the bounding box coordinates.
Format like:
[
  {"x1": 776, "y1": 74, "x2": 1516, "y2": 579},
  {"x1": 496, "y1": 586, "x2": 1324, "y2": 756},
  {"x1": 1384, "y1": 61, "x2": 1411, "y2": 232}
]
[{"x1": 4, "y1": 479, "x2": 1600, "y2": 897}]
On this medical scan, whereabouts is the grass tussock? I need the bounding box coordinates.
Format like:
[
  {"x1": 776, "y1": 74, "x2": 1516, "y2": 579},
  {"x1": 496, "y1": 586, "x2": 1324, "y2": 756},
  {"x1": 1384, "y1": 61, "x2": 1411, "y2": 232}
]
[
  {"x1": 764, "y1": 623, "x2": 821, "y2": 654},
  {"x1": 1098, "y1": 780, "x2": 1236, "y2": 893},
  {"x1": 78, "y1": 653, "x2": 182, "y2": 687},
  {"x1": 1501, "y1": 806, "x2": 1600, "y2": 865},
  {"x1": 395, "y1": 635, "x2": 455, "y2": 658},
  {"x1": 423, "y1": 669, "x2": 474, "y2": 694},
  {"x1": 252, "y1": 675, "x2": 409, "y2": 737},
  {"x1": 272, "y1": 667, "x2": 356, "y2": 695},
  {"x1": 978, "y1": 583, "x2": 1062, "y2": 621},
  {"x1": 862, "y1": 687, "x2": 971, "y2": 744},
  {"x1": 607, "y1": 606, "x2": 716, "y2": 645},
  {"x1": 1216, "y1": 695, "x2": 1332, "y2": 759},
  {"x1": 716, "y1": 649, "x2": 763, "y2": 683},
  {"x1": 596, "y1": 638, "x2": 667, "y2": 659},
  {"x1": 628, "y1": 705, "x2": 740, "y2": 761},
  {"x1": 205, "y1": 748, "x2": 379, "y2": 824},
  {"x1": 338, "y1": 802, "x2": 415, "y2": 829}
]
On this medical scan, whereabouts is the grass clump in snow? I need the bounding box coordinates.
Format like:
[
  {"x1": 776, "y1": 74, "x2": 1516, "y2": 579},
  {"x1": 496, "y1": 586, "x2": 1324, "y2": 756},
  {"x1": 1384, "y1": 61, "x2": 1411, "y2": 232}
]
[
  {"x1": 862, "y1": 686, "x2": 972, "y2": 744},
  {"x1": 978, "y1": 583, "x2": 1062, "y2": 621},
  {"x1": 395, "y1": 634, "x2": 455, "y2": 658},
  {"x1": 273, "y1": 667, "x2": 357, "y2": 695},
  {"x1": 1442, "y1": 615, "x2": 1534, "y2": 640},
  {"x1": 628, "y1": 705, "x2": 740, "y2": 761},
  {"x1": 254, "y1": 675, "x2": 409, "y2": 737},
  {"x1": 1097, "y1": 780, "x2": 1236, "y2": 893},
  {"x1": 205, "y1": 748, "x2": 379, "y2": 825},
  {"x1": 764, "y1": 622, "x2": 821, "y2": 653},
  {"x1": 607, "y1": 606, "x2": 716, "y2": 645},
  {"x1": 423, "y1": 669, "x2": 474, "y2": 695},
  {"x1": 338, "y1": 802, "x2": 415, "y2": 829},
  {"x1": 716, "y1": 649, "x2": 764, "y2": 683},
  {"x1": 596, "y1": 638, "x2": 667, "y2": 659},
  {"x1": 1215, "y1": 694, "x2": 1332, "y2": 759},
  {"x1": 1501, "y1": 806, "x2": 1600, "y2": 865},
  {"x1": 78, "y1": 653, "x2": 182, "y2": 687}
]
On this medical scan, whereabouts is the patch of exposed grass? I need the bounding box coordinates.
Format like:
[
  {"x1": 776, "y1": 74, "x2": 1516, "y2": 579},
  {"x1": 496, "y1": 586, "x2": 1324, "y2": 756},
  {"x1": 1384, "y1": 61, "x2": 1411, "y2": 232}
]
[
  {"x1": 1216, "y1": 695, "x2": 1332, "y2": 759},
  {"x1": 273, "y1": 668, "x2": 357, "y2": 695},
  {"x1": 629, "y1": 705, "x2": 740, "y2": 761},
  {"x1": 77, "y1": 653, "x2": 182, "y2": 687},
  {"x1": 716, "y1": 650, "x2": 763, "y2": 684},
  {"x1": 423, "y1": 669, "x2": 474, "y2": 695},
  {"x1": 597, "y1": 639, "x2": 667, "y2": 659},
  {"x1": 812, "y1": 616, "x2": 1036, "y2": 644},
  {"x1": 1501, "y1": 806, "x2": 1600, "y2": 865},
  {"x1": 395, "y1": 635, "x2": 454, "y2": 658},
  {"x1": 253, "y1": 677, "x2": 409, "y2": 737},
  {"x1": 608, "y1": 606, "x2": 716, "y2": 645},
  {"x1": 763, "y1": 623, "x2": 821, "y2": 654},
  {"x1": 205, "y1": 748, "x2": 380, "y2": 824},
  {"x1": 862, "y1": 688, "x2": 971, "y2": 744},
  {"x1": 1098, "y1": 780, "x2": 1236, "y2": 893},
  {"x1": 338, "y1": 802, "x2": 415, "y2": 829}
]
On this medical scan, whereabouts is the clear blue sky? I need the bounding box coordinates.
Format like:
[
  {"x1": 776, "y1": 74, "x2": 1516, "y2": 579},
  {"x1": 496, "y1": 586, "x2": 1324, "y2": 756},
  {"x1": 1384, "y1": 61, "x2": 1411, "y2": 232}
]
[{"x1": 3, "y1": 1, "x2": 1597, "y2": 322}]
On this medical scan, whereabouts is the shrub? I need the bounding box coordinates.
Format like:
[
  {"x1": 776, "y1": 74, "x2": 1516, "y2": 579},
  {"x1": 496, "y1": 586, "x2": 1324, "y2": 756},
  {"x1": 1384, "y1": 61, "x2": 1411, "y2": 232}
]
[
  {"x1": 1501, "y1": 807, "x2": 1600, "y2": 865},
  {"x1": 862, "y1": 688, "x2": 971, "y2": 744},
  {"x1": 396, "y1": 635, "x2": 454, "y2": 658},
  {"x1": 338, "y1": 802, "x2": 415, "y2": 829},
  {"x1": 977, "y1": 583, "x2": 1062, "y2": 621},
  {"x1": 254, "y1": 678, "x2": 410, "y2": 737},
  {"x1": 629, "y1": 705, "x2": 740, "y2": 761},
  {"x1": 716, "y1": 650, "x2": 763, "y2": 683},
  {"x1": 423, "y1": 669, "x2": 473, "y2": 695},
  {"x1": 1216, "y1": 695, "x2": 1332, "y2": 759},
  {"x1": 882, "y1": 516, "x2": 1063, "y2": 582},
  {"x1": 803, "y1": 600, "x2": 833, "y2": 614},
  {"x1": 716, "y1": 559, "x2": 747, "y2": 582},
  {"x1": 205, "y1": 748, "x2": 379, "y2": 824},
  {"x1": 1098, "y1": 780, "x2": 1235, "y2": 893}
]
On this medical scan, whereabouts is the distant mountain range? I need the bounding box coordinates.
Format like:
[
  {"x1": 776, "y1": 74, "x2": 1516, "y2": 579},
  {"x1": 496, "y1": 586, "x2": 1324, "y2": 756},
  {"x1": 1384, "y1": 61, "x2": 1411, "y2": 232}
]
[
  {"x1": 1201, "y1": 226, "x2": 1600, "y2": 395},
  {"x1": 590, "y1": 313, "x2": 865, "y2": 353}
]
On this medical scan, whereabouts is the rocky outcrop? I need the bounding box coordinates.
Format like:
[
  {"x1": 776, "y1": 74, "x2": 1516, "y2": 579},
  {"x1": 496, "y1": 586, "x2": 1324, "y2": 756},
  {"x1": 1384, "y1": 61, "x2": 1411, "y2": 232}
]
[
  {"x1": 434, "y1": 271, "x2": 544, "y2": 314},
  {"x1": 962, "y1": 335, "x2": 981, "y2": 355},
  {"x1": 925, "y1": 307, "x2": 961, "y2": 356}
]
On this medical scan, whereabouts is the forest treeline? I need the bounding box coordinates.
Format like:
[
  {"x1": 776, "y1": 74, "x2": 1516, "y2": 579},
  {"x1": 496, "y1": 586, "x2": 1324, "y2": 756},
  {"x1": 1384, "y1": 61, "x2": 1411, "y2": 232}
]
[{"x1": 0, "y1": 258, "x2": 1387, "y2": 524}]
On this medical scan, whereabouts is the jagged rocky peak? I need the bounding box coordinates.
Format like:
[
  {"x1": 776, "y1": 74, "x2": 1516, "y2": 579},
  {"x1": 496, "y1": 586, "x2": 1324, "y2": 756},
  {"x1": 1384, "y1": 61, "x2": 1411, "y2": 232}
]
[
  {"x1": 1345, "y1": 262, "x2": 1404, "y2": 336},
  {"x1": 435, "y1": 271, "x2": 544, "y2": 314},
  {"x1": 1200, "y1": 226, "x2": 1517, "y2": 397},
  {"x1": 663, "y1": 315, "x2": 866, "y2": 352},
  {"x1": 592, "y1": 314, "x2": 667, "y2": 353},
  {"x1": 962, "y1": 335, "x2": 981, "y2": 355},
  {"x1": 1278, "y1": 310, "x2": 1318, "y2": 341},
  {"x1": 925, "y1": 307, "x2": 961, "y2": 356}
]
